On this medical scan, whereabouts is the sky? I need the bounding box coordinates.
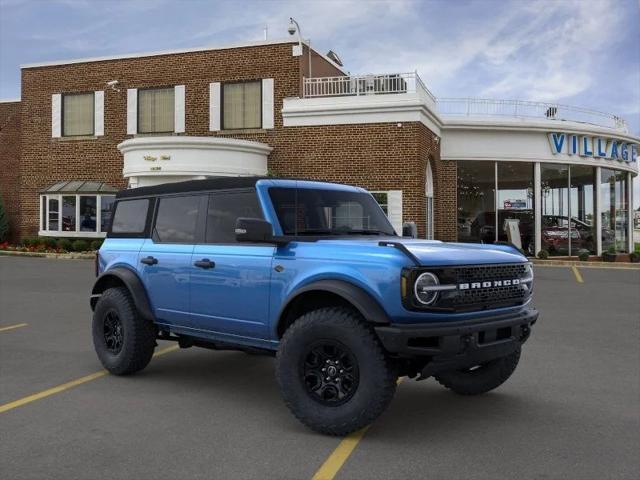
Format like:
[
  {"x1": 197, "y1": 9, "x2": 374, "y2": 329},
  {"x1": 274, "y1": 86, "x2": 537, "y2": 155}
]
[{"x1": 0, "y1": 0, "x2": 639, "y2": 205}]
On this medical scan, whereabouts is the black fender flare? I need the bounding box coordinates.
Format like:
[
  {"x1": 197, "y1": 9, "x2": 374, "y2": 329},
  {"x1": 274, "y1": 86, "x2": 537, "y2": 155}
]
[
  {"x1": 90, "y1": 267, "x2": 155, "y2": 322},
  {"x1": 277, "y1": 279, "x2": 391, "y2": 331}
]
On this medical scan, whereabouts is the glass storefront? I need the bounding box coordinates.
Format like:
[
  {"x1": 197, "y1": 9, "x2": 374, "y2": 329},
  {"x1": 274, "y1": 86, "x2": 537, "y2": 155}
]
[
  {"x1": 601, "y1": 169, "x2": 629, "y2": 253},
  {"x1": 457, "y1": 161, "x2": 495, "y2": 244},
  {"x1": 570, "y1": 165, "x2": 596, "y2": 254},
  {"x1": 541, "y1": 164, "x2": 570, "y2": 256},
  {"x1": 497, "y1": 162, "x2": 534, "y2": 254},
  {"x1": 458, "y1": 160, "x2": 631, "y2": 256}
]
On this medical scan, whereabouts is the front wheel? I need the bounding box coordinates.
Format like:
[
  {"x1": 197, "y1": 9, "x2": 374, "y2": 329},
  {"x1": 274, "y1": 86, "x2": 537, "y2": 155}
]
[
  {"x1": 434, "y1": 348, "x2": 521, "y2": 395},
  {"x1": 92, "y1": 287, "x2": 157, "y2": 375},
  {"x1": 276, "y1": 307, "x2": 397, "y2": 436}
]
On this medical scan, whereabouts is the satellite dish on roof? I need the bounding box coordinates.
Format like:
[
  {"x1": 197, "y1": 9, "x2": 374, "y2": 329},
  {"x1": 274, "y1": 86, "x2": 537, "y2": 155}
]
[{"x1": 326, "y1": 50, "x2": 343, "y2": 67}]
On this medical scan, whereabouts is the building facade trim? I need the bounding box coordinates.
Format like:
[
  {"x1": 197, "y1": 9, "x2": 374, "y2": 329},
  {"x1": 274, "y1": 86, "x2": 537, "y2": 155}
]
[
  {"x1": 282, "y1": 94, "x2": 442, "y2": 135},
  {"x1": 118, "y1": 136, "x2": 272, "y2": 188}
]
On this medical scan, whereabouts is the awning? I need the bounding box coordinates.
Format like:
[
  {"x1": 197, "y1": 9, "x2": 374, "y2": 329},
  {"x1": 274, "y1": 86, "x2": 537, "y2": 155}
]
[{"x1": 40, "y1": 181, "x2": 118, "y2": 194}]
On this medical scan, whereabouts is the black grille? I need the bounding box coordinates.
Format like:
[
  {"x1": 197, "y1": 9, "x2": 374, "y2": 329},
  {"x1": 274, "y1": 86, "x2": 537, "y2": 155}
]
[
  {"x1": 455, "y1": 264, "x2": 527, "y2": 283},
  {"x1": 405, "y1": 263, "x2": 531, "y2": 313}
]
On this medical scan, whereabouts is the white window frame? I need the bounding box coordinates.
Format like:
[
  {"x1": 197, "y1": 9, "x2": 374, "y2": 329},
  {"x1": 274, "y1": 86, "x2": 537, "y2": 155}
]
[
  {"x1": 370, "y1": 190, "x2": 403, "y2": 234},
  {"x1": 57, "y1": 91, "x2": 102, "y2": 137},
  {"x1": 38, "y1": 193, "x2": 115, "y2": 238},
  {"x1": 426, "y1": 162, "x2": 434, "y2": 240}
]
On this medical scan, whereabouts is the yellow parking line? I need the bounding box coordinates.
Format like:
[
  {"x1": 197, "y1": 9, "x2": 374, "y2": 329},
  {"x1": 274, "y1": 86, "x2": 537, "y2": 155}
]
[
  {"x1": 311, "y1": 377, "x2": 405, "y2": 480},
  {"x1": 0, "y1": 344, "x2": 179, "y2": 414},
  {"x1": 0, "y1": 323, "x2": 28, "y2": 333},
  {"x1": 571, "y1": 265, "x2": 584, "y2": 283}
]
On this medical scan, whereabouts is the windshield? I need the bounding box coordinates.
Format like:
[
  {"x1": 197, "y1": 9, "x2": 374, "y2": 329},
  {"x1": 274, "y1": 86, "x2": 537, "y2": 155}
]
[{"x1": 268, "y1": 187, "x2": 396, "y2": 236}]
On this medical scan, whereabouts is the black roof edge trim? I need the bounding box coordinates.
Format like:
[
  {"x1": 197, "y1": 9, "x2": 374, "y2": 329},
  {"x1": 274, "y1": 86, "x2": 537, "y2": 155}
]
[{"x1": 114, "y1": 176, "x2": 330, "y2": 199}]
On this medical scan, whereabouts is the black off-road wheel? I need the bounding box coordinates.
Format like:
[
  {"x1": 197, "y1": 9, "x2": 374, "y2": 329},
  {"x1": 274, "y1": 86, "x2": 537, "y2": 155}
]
[
  {"x1": 92, "y1": 287, "x2": 156, "y2": 375},
  {"x1": 434, "y1": 348, "x2": 521, "y2": 395},
  {"x1": 276, "y1": 307, "x2": 397, "y2": 436}
]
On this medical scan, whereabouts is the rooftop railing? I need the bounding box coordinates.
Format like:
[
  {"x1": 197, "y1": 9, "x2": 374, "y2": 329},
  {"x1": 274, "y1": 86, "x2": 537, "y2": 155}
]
[
  {"x1": 435, "y1": 98, "x2": 628, "y2": 132},
  {"x1": 303, "y1": 72, "x2": 436, "y2": 102},
  {"x1": 301, "y1": 74, "x2": 628, "y2": 132}
]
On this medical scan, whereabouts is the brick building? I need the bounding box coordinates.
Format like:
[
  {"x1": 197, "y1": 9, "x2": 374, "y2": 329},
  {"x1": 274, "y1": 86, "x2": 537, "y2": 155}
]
[{"x1": 1, "y1": 37, "x2": 638, "y2": 254}]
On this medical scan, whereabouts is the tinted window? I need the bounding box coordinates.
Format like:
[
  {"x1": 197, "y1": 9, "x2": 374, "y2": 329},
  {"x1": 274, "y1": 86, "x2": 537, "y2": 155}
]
[
  {"x1": 111, "y1": 199, "x2": 149, "y2": 234},
  {"x1": 154, "y1": 195, "x2": 201, "y2": 243},
  {"x1": 206, "y1": 191, "x2": 263, "y2": 243},
  {"x1": 268, "y1": 187, "x2": 395, "y2": 236}
]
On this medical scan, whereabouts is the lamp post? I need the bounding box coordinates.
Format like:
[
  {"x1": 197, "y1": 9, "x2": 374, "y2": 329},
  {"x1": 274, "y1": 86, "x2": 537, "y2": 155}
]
[{"x1": 288, "y1": 17, "x2": 312, "y2": 81}]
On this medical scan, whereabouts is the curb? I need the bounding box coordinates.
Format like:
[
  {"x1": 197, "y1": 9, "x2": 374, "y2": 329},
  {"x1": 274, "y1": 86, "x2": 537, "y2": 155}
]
[
  {"x1": 0, "y1": 250, "x2": 94, "y2": 260},
  {"x1": 531, "y1": 259, "x2": 640, "y2": 269}
]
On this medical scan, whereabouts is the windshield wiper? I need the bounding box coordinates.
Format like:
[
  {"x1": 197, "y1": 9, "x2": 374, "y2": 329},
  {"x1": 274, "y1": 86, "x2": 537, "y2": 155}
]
[
  {"x1": 341, "y1": 229, "x2": 388, "y2": 235},
  {"x1": 295, "y1": 229, "x2": 335, "y2": 235}
]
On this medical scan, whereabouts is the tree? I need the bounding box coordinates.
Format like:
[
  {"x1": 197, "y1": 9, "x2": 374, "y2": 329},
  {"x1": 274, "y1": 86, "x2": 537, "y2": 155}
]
[{"x1": 0, "y1": 194, "x2": 10, "y2": 242}]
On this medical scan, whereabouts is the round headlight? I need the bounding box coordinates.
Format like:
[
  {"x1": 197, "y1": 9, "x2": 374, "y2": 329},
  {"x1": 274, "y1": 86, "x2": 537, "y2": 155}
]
[{"x1": 414, "y1": 272, "x2": 440, "y2": 305}]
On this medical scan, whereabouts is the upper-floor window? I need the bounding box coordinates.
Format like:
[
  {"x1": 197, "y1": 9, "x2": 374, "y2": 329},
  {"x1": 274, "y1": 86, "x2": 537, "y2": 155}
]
[
  {"x1": 222, "y1": 81, "x2": 261, "y2": 130},
  {"x1": 138, "y1": 87, "x2": 175, "y2": 134},
  {"x1": 63, "y1": 92, "x2": 94, "y2": 136}
]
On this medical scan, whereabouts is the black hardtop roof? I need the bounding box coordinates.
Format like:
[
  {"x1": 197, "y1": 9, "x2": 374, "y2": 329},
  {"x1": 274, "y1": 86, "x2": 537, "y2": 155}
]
[
  {"x1": 115, "y1": 176, "x2": 323, "y2": 199},
  {"x1": 115, "y1": 176, "x2": 266, "y2": 199}
]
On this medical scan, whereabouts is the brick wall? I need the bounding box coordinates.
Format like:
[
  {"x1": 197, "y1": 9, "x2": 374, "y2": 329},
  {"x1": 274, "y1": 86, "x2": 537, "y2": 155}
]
[
  {"x1": 14, "y1": 41, "x2": 447, "y2": 241},
  {"x1": 0, "y1": 101, "x2": 21, "y2": 242},
  {"x1": 17, "y1": 42, "x2": 303, "y2": 239},
  {"x1": 418, "y1": 123, "x2": 457, "y2": 241}
]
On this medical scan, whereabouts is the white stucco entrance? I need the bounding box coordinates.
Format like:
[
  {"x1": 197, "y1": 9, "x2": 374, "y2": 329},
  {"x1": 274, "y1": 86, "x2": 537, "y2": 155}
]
[{"x1": 118, "y1": 136, "x2": 272, "y2": 188}]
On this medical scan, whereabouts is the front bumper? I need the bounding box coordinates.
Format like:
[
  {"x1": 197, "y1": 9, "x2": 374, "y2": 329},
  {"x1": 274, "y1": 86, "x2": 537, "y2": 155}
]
[{"x1": 375, "y1": 308, "x2": 538, "y2": 377}]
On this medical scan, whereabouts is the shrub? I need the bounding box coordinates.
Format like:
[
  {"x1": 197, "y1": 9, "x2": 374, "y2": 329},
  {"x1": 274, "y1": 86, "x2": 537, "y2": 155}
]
[
  {"x1": 0, "y1": 195, "x2": 9, "y2": 242},
  {"x1": 537, "y1": 249, "x2": 549, "y2": 260},
  {"x1": 57, "y1": 238, "x2": 73, "y2": 252},
  {"x1": 606, "y1": 244, "x2": 617, "y2": 254},
  {"x1": 577, "y1": 249, "x2": 590, "y2": 262},
  {"x1": 71, "y1": 239, "x2": 89, "y2": 252},
  {"x1": 630, "y1": 252, "x2": 640, "y2": 263},
  {"x1": 41, "y1": 237, "x2": 58, "y2": 249},
  {"x1": 22, "y1": 237, "x2": 37, "y2": 247},
  {"x1": 90, "y1": 239, "x2": 103, "y2": 251}
]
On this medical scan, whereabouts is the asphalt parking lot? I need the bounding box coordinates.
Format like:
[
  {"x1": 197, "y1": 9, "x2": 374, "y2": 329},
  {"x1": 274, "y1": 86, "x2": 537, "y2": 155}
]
[{"x1": 1, "y1": 256, "x2": 639, "y2": 480}]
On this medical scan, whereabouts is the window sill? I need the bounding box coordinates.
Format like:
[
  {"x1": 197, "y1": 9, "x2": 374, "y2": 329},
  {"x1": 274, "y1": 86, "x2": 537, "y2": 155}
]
[
  {"x1": 216, "y1": 128, "x2": 266, "y2": 135},
  {"x1": 39, "y1": 230, "x2": 106, "y2": 238},
  {"x1": 133, "y1": 132, "x2": 180, "y2": 137},
  {"x1": 54, "y1": 135, "x2": 98, "y2": 142}
]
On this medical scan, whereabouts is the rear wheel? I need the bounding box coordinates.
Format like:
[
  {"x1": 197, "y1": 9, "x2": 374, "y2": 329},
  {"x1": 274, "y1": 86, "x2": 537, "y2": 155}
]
[
  {"x1": 92, "y1": 287, "x2": 156, "y2": 375},
  {"x1": 276, "y1": 307, "x2": 397, "y2": 436},
  {"x1": 434, "y1": 348, "x2": 521, "y2": 395}
]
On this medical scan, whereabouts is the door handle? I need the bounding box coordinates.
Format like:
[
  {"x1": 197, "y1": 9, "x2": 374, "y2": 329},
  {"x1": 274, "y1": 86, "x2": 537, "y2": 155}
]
[
  {"x1": 194, "y1": 259, "x2": 215, "y2": 269},
  {"x1": 140, "y1": 256, "x2": 158, "y2": 266}
]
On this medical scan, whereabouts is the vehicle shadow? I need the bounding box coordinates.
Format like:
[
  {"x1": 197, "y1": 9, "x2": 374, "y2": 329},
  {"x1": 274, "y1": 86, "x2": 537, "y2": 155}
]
[{"x1": 130, "y1": 347, "x2": 556, "y2": 438}]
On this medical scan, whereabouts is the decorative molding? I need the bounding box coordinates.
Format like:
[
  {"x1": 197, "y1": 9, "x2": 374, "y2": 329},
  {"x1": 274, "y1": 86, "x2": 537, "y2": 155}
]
[
  {"x1": 118, "y1": 136, "x2": 272, "y2": 186},
  {"x1": 282, "y1": 94, "x2": 442, "y2": 135}
]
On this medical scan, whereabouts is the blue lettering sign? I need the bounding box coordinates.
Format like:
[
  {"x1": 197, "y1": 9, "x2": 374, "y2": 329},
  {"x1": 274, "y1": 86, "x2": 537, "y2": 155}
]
[
  {"x1": 595, "y1": 138, "x2": 607, "y2": 157},
  {"x1": 548, "y1": 133, "x2": 565, "y2": 154},
  {"x1": 631, "y1": 144, "x2": 638, "y2": 162},
  {"x1": 610, "y1": 141, "x2": 619, "y2": 159},
  {"x1": 580, "y1": 136, "x2": 593, "y2": 156},
  {"x1": 569, "y1": 135, "x2": 579, "y2": 155},
  {"x1": 620, "y1": 143, "x2": 628, "y2": 161}
]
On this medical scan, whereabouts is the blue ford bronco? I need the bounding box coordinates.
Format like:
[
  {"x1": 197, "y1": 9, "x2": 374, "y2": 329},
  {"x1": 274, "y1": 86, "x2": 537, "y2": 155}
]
[{"x1": 91, "y1": 177, "x2": 537, "y2": 435}]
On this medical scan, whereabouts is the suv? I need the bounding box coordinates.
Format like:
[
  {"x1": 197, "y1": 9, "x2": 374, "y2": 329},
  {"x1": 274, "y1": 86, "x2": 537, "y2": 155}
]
[{"x1": 91, "y1": 177, "x2": 537, "y2": 435}]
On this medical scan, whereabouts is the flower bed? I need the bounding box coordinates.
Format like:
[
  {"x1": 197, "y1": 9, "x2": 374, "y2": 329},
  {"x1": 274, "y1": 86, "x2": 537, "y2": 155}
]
[{"x1": 0, "y1": 237, "x2": 103, "y2": 254}]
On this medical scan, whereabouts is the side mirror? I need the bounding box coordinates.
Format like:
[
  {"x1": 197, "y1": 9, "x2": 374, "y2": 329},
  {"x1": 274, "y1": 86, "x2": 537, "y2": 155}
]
[{"x1": 235, "y1": 218, "x2": 275, "y2": 243}]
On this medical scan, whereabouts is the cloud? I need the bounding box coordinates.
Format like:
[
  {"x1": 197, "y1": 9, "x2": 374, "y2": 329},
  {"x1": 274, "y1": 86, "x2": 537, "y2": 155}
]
[{"x1": 478, "y1": 0, "x2": 620, "y2": 101}]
